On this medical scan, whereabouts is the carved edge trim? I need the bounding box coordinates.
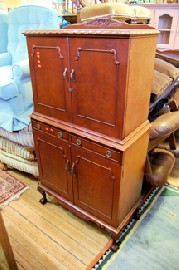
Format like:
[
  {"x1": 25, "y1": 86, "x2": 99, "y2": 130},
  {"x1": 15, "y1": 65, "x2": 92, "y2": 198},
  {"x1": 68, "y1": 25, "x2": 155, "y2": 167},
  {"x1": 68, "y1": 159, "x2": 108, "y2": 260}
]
[
  {"x1": 24, "y1": 29, "x2": 159, "y2": 36},
  {"x1": 31, "y1": 112, "x2": 150, "y2": 151}
]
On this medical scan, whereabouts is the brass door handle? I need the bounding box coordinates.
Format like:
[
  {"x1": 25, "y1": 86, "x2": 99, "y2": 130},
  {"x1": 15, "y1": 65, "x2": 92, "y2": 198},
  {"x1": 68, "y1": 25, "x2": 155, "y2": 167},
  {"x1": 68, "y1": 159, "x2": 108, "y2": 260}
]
[
  {"x1": 70, "y1": 69, "x2": 76, "y2": 83},
  {"x1": 65, "y1": 159, "x2": 70, "y2": 174},
  {"x1": 71, "y1": 162, "x2": 76, "y2": 176},
  {"x1": 63, "y1": 68, "x2": 68, "y2": 82}
]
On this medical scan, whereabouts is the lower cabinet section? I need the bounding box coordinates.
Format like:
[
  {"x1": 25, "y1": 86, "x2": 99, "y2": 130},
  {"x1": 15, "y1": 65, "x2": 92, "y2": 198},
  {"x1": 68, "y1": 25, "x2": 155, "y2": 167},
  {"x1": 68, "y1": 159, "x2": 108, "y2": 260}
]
[
  {"x1": 32, "y1": 119, "x2": 148, "y2": 237},
  {"x1": 71, "y1": 143, "x2": 121, "y2": 226}
]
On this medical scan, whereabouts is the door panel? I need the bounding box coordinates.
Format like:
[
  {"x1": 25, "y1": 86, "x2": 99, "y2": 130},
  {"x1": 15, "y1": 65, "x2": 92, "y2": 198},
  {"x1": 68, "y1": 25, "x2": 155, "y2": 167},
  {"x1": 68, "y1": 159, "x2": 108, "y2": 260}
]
[
  {"x1": 70, "y1": 38, "x2": 129, "y2": 139},
  {"x1": 33, "y1": 128, "x2": 73, "y2": 201},
  {"x1": 27, "y1": 37, "x2": 71, "y2": 122},
  {"x1": 72, "y1": 145, "x2": 121, "y2": 226}
]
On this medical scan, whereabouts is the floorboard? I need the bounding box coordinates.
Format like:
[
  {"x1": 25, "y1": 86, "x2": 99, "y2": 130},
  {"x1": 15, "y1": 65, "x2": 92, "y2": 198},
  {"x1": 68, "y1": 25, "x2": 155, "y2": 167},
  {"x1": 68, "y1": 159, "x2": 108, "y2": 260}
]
[{"x1": 1, "y1": 170, "x2": 110, "y2": 270}]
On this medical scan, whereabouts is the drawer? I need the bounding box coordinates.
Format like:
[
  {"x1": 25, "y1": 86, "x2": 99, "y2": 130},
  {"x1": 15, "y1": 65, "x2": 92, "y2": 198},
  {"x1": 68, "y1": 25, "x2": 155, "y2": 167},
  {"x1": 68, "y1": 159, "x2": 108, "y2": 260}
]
[
  {"x1": 32, "y1": 120, "x2": 69, "y2": 142},
  {"x1": 71, "y1": 135, "x2": 121, "y2": 163}
]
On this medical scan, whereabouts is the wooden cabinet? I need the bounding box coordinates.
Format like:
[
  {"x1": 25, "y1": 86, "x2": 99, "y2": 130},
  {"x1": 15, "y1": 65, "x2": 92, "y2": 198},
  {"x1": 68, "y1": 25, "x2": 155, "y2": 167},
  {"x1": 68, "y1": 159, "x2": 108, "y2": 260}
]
[
  {"x1": 140, "y1": 4, "x2": 179, "y2": 50},
  {"x1": 25, "y1": 23, "x2": 158, "y2": 247}
]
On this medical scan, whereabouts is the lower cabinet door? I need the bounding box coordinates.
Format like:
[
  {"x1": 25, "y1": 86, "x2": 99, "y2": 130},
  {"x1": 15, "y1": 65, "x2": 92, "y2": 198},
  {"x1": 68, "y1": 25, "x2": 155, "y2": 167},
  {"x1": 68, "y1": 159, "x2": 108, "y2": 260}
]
[
  {"x1": 71, "y1": 145, "x2": 121, "y2": 227},
  {"x1": 33, "y1": 128, "x2": 73, "y2": 201}
]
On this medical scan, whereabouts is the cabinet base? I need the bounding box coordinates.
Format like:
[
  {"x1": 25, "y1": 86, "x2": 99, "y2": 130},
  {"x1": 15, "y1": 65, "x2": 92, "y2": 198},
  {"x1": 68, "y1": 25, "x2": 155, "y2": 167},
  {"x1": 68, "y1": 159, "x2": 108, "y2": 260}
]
[{"x1": 38, "y1": 183, "x2": 145, "y2": 249}]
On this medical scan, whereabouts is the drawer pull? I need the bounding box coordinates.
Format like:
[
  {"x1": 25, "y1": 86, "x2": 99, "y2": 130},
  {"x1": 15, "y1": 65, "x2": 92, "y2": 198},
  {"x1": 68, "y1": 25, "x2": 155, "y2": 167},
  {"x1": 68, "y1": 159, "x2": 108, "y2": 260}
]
[
  {"x1": 37, "y1": 123, "x2": 41, "y2": 130},
  {"x1": 76, "y1": 139, "x2": 82, "y2": 146},
  {"x1": 58, "y1": 131, "x2": 63, "y2": 138},
  {"x1": 106, "y1": 151, "x2": 112, "y2": 158}
]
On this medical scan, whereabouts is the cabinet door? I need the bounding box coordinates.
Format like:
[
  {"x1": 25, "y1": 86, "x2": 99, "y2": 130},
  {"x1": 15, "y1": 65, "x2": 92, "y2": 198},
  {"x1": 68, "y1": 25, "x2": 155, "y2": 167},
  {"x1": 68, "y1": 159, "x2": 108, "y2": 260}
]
[
  {"x1": 33, "y1": 125, "x2": 73, "y2": 201},
  {"x1": 153, "y1": 9, "x2": 178, "y2": 49},
  {"x1": 71, "y1": 144, "x2": 121, "y2": 227},
  {"x1": 27, "y1": 36, "x2": 71, "y2": 122},
  {"x1": 69, "y1": 37, "x2": 129, "y2": 139}
]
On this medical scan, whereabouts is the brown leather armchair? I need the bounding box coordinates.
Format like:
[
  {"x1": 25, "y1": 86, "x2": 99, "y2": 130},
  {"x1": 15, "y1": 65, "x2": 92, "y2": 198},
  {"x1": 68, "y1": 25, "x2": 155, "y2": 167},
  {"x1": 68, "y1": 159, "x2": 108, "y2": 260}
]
[{"x1": 145, "y1": 111, "x2": 179, "y2": 187}]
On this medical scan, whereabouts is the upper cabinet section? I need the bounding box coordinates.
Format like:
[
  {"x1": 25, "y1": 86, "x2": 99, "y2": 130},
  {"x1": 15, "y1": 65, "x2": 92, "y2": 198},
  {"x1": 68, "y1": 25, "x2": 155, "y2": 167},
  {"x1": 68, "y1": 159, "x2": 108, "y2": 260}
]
[
  {"x1": 140, "y1": 4, "x2": 179, "y2": 50},
  {"x1": 25, "y1": 27, "x2": 158, "y2": 141}
]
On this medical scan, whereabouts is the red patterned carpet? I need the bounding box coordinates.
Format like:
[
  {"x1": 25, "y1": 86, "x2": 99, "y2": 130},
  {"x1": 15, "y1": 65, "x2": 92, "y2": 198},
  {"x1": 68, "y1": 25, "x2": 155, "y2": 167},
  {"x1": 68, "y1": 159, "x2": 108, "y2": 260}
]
[{"x1": 0, "y1": 169, "x2": 29, "y2": 208}]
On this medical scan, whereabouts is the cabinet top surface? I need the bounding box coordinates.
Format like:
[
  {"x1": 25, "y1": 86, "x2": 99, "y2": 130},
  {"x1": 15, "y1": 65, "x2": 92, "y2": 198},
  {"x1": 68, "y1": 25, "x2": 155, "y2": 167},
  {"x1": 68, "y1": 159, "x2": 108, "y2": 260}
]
[{"x1": 24, "y1": 24, "x2": 159, "y2": 37}]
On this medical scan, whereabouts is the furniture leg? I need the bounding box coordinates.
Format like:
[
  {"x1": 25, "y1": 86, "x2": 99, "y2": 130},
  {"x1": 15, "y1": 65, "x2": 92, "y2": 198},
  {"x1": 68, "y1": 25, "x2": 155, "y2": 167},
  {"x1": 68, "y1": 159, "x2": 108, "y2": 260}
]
[{"x1": 38, "y1": 186, "x2": 47, "y2": 205}]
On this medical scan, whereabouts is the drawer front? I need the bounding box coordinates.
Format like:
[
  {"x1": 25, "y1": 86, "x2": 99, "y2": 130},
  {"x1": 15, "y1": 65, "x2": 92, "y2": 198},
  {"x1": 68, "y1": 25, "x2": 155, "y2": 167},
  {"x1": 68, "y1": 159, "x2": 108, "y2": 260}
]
[
  {"x1": 32, "y1": 120, "x2": 69, "y2": 142},
  {"x1": 71, "y1": 135, "x2": 121, "y2": 163}
]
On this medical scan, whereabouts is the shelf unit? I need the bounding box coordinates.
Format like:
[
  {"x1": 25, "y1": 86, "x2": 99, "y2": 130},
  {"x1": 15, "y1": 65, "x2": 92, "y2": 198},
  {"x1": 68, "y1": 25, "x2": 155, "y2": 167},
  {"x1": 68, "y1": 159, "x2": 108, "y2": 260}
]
[{"x1": 139, "y1": 4, "x2": 179, "y2": 50}]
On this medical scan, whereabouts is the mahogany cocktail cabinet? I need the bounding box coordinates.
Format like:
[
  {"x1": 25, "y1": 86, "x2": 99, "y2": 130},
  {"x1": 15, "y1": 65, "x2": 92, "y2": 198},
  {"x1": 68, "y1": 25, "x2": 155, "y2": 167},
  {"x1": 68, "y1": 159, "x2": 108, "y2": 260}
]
[{"x1": 25, "y1": 22, "x2": 158, "y2": 250}]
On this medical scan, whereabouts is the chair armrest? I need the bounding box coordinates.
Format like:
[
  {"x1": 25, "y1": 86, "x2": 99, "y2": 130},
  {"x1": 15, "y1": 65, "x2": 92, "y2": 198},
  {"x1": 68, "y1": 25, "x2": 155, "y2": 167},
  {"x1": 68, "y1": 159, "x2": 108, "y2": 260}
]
[
  {"x1": 149, "y1": 111, "x2": 179, "y2": 139},
  {"x1": 0, "y1": 53, "x2": 12, "y2": 67},
  {"x1": 12, "y1": 59, "x2": 30, "y2": 80}
]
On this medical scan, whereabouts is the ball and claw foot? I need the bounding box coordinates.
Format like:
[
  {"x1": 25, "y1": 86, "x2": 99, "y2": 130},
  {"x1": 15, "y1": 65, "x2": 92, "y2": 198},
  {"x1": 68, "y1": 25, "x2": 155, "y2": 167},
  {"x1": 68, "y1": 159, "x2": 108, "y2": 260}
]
[
  {"x1": 133, "y1": 209, "x2": 141, "y2": 220},
  {"x1": 39, "y1": 191, "x2": 47, "y2": 205},
  {"x1": 111, "y1": 241, "x2": 119, "y2": 252}
]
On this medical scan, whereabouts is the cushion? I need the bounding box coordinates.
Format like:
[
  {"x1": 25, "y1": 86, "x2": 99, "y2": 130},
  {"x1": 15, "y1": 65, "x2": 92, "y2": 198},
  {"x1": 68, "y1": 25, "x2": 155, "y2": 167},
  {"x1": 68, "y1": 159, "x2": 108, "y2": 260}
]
[
  {"x1": 0, "y1": 10, "x2": 8, "y2": 53},
  {"x1": 0, "y1": 65, "x2": 19, "y2": 100},
  {"x1": 0, "y1": 149, "x2": 38, "y2": 177},
  {"x1": 0, "y1": 123, "x2": 34, "y2": 148},
  {"x1": 80, "y1": 3, "x2": 151, "y2": 23},
  {"x1": 0, "y1": 137, "x2": 35, "y2": 161},
  {"x1": 12, "y1": 59, "x2": 30, "y2": 80},
  {"x1": 0, "y1": 94, "x2": 25, "y2": 115},
  {"x1": 152, "y1": 70, "x2": 172, "y2": 97},
  {"x1": 149, "y1": 111, "x2": 179, "y2": 139},
  {"x1": 0, "y1": 78, "x2": 19, "y2": 100},
  {"x1": 0, "y1": 104, "x2": 33, "y2": 132},
  {"x1": 154, "y1": 58, "x2": 179, "y2": 80}
]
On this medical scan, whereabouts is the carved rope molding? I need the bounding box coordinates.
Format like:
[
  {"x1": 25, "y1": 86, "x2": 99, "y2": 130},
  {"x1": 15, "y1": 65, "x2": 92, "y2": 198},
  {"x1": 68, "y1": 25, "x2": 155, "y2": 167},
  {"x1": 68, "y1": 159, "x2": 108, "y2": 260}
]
[{"x1": 24, "y1": 28, "x2": 159, "y2": 36}]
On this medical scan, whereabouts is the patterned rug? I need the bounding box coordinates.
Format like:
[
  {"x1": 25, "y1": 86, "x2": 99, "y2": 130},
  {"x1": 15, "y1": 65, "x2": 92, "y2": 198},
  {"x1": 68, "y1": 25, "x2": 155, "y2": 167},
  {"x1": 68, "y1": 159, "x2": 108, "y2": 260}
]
[
  {"x1": 92, "y1": 185, "x2": 179, "y2": 270},
  {"x1": 0, "y1": 169, "x2": 29, "y2": 209}
]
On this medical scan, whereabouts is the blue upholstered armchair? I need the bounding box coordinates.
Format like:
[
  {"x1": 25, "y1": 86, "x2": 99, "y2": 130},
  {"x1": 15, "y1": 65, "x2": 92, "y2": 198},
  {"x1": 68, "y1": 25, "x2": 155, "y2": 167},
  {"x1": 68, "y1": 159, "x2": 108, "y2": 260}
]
[
  {"x1": 0, "y1": 10, "x2": 8, "y2": 53},
  {"x1": 0, "y1": 5, "x2": 60, "y2": 176},
  {"x1": 0, "y1": 5, "x2": 60, "y2": 132}
]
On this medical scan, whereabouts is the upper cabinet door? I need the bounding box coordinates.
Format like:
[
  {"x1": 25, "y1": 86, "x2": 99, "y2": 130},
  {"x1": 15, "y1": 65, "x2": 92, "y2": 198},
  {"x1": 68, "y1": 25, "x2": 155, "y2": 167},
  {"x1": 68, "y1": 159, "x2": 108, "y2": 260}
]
[
  {"x1": 153, "y1": 9, "x2": 178, "y2": 49},
  {"x1": 27, "y1": 36, "x2": 72, "y2": 122},
  {"x1": 69, "y1": 37, "x2": 129, "y2": 139}
]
